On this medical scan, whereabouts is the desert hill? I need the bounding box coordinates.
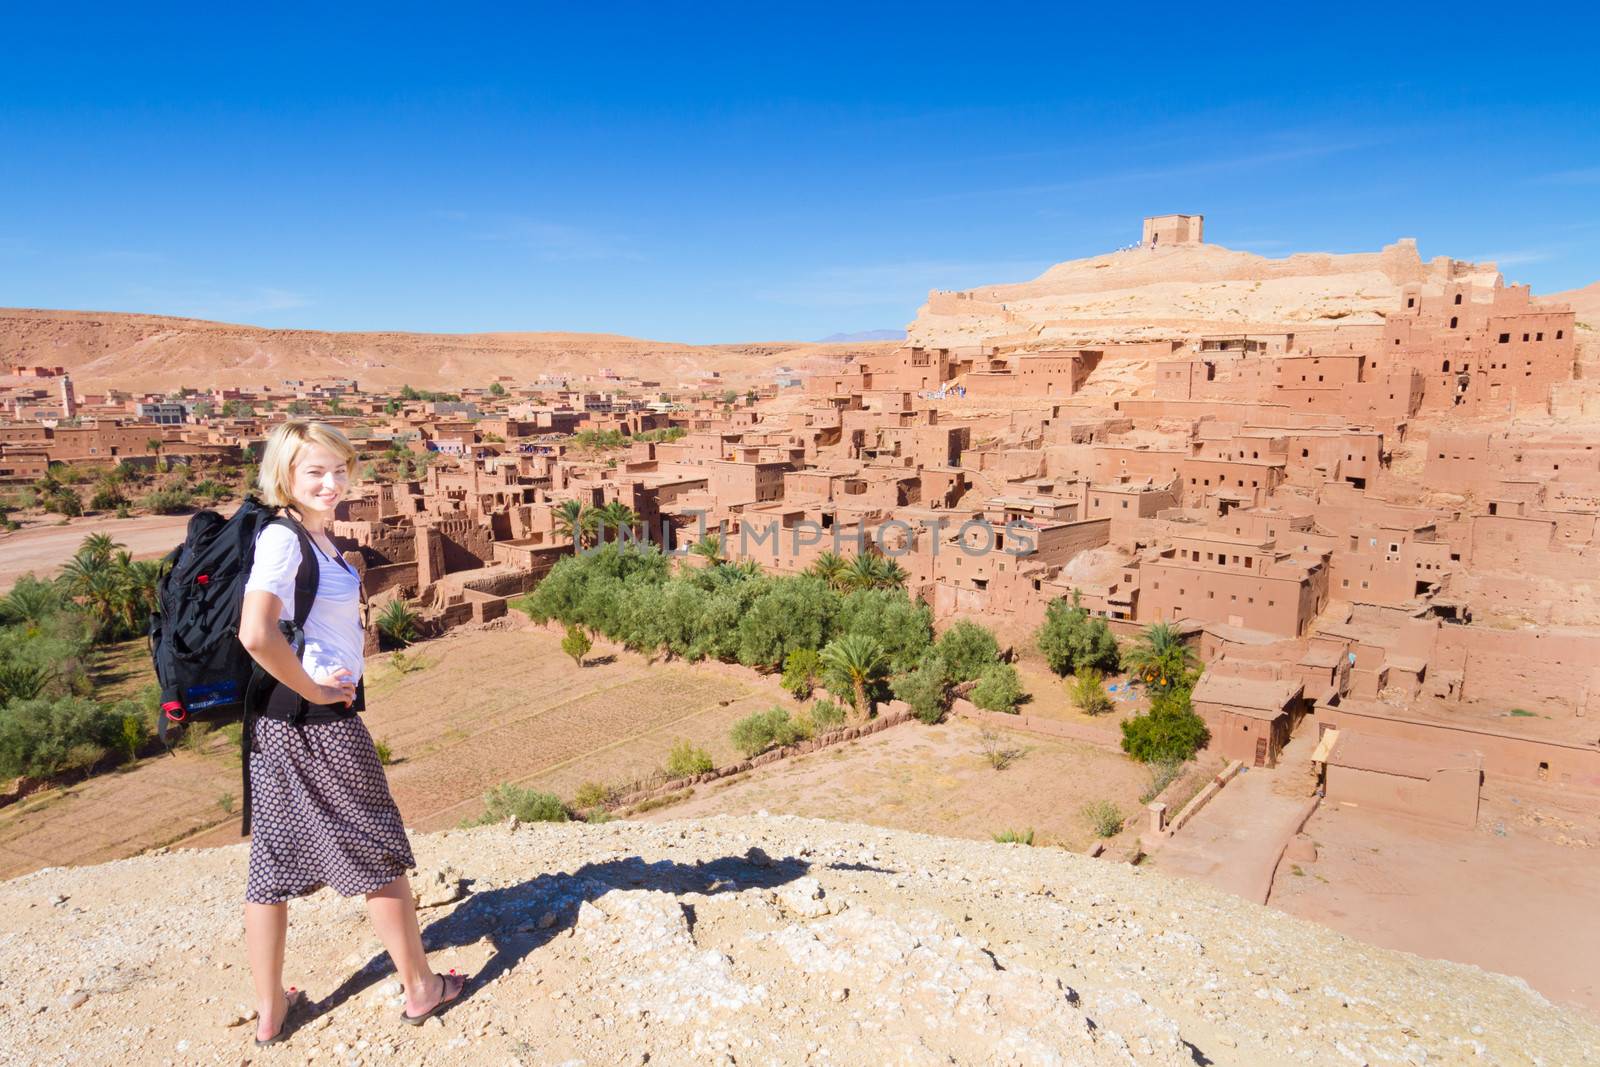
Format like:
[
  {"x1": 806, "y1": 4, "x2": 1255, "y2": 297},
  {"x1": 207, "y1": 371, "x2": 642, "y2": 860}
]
[
  {"x1": 2, "y1": 814, "x2": 1593, "y2": 1065},
  {"x1": 907, "y1": 237, "x2": 1509, "y2": 348},
  {"x1": 0, "y1": 307, "x2": 893, "y2": 393}
]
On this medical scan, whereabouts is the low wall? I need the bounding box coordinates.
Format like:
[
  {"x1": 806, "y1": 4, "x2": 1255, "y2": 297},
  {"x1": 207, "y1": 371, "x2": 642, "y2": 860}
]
[
  {"x1": 948, "y1": 700, "x2": 1122, "y2": 751},
  {"x1": 1163, "y1": 760, "x2": 1244, "y2": 836},
  {"x1": 610, "y1": 705, "x2": 917, "y2": 810}
]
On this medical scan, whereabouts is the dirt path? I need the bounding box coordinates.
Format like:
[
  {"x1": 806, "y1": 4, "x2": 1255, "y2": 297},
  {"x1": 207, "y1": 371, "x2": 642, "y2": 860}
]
[
  {"x1": 1143, "y1": 732, "x2": 1319, "y2": 902},
  {"x1": 0, "y1": 510, "x2": 210, "y2": 591},
  {"x1": 1270, "y1": 785, "x2": 1600, "y2": 1015}
]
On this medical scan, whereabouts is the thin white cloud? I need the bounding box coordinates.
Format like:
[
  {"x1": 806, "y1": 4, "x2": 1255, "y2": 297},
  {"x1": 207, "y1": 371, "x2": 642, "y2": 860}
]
[
  {"x1": 465, "y1": 215, "x2": 644, "y2": 263},
  {"x1": 123, "y1": 284, "x2": 311, "y2": 321},
  {"x1": 755, "y1": 259, "x2": 1052, "y2": 308},
  {"x1": 1531, "y1": 166, "x2": 1600, "y2": 186},
  {"x1": 1471, "y1": 249, "x2": 1554, "y2": 267}
]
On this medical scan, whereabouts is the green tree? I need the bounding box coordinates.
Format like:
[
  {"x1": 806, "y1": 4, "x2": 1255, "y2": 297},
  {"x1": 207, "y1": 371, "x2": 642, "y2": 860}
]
[
  {"x1": 834, "y1": 588, "x2": 934, "y2": 673},
  {"x1": 819, "y1": 633, "x2": 890, "y2": 723},
  {"x1": 971, "y1": 662, "x2": 1024, "y2": 714},
  {"x1": 1036, "y1": 590, "x2": 1120, "y2": 677},
  {"x1": 1120, "y1": 685, "x2": 1210, "y2": 763},
  {"x1": 592, "y1": 500, "x2": 640, "y2": 543},
  {"x1": 488, "y1": 381, "x2": 507, "y2": 396},
  {"x1": 934, "y1": 620, "x2": 1002, "y2": 683},
  {"x1": 781, "y1": 648, "x2": 821, "y2": 700},
  {"x1": 735, "y1": 577, "x2": 838, "y2": 669},
  {"x1": 892, "y1": 650, "x2": 952, "y2": 724}
]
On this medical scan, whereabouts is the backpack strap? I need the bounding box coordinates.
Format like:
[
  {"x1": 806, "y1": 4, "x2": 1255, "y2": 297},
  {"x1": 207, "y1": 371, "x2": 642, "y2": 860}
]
[{"x1": 239, "y1": 511, "x2": 323, "y2": 836}]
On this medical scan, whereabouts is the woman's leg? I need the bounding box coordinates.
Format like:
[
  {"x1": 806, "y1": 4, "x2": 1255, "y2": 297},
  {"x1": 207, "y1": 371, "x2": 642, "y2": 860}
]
[
  {"x1": 365, "y1": 874, "x2": 463, "y2": 1015},
  {"x1": 244, "y1": 901, "x2": 290, "y2": 1041}
]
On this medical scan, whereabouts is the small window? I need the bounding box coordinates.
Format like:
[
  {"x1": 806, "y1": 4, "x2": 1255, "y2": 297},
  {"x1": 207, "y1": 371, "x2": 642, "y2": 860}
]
[
  {"x1": 1498, "y1": 333, "x2": 1510, "y2": 344},
  {"x1": 1454, "y1": 293, "x2": 1462, "y2": 305},
  {"x1": 1450, "y1": 317, "x2": 1459, "y2": 329}
]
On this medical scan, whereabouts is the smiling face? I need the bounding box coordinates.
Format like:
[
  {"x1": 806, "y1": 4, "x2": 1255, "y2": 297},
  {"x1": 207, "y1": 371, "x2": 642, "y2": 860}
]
[{"x1": 288, "y1": 441, "x2": 350, "y2": 518}]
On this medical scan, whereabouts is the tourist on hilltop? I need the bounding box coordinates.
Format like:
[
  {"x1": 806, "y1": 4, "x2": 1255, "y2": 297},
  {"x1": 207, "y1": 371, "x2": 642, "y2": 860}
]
[{"x1": 238, "y1": 419, "x2": 466, "y2": 1045}]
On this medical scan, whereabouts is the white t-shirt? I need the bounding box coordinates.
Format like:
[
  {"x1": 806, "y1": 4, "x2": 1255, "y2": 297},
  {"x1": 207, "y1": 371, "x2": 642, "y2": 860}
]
[{"x1": 243, "y1": 522, "x2": 366, "y2": 686}]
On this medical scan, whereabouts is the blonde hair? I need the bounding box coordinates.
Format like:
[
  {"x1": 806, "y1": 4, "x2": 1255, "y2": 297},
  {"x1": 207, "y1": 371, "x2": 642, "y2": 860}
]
[{"x1": 257, "y1": 420, "x2": 358, "y2": 509}]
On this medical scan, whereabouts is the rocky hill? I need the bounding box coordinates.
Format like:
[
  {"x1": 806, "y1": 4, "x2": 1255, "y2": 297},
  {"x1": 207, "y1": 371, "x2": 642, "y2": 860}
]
[
  {"x1": 907, "y1": 238, "x2": 1507, "y2": 349},
  {"x1": 0, "y1": 307, "x2": 890, "y2": 392},
  {"x1": 2, "y1": 814, "x2": 1592, "y2": 1065}
]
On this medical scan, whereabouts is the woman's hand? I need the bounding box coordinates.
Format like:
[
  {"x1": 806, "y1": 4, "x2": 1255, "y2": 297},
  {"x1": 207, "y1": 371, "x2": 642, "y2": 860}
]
[{"x1": 312, "y1": 666, "x2": 357, "y2": 707}]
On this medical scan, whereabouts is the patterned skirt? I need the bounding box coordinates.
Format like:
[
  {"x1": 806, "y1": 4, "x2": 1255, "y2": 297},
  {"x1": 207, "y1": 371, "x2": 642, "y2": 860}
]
[{"x1": 245, "y1": 708, "x2": 415, "y2": 905}]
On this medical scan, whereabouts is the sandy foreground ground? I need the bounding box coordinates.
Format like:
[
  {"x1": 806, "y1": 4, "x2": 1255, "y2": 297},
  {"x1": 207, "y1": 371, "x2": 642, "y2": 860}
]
[{"x1": 3, "y1": 814, "x2": 1597, "y2": 1067}]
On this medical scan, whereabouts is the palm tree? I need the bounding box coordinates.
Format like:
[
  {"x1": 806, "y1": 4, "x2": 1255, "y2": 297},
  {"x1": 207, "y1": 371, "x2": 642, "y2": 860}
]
[
  {"x1": 843, "y1": 551, "x2": 880, "y2": 592},
  {"x1": 874, "y1": 557, "x2": 909, "y2": 589},
  {"x1": 592, "y1": 500, "x2": 640, "y2": 544},
  {"x1": 0, "y1": 579, "x2": 63, "y2": 630},
  {"x1": 78, "y1": 533, "x2": 124, "y2": 565},
  {"x1": 806, "y1": 551, "x2": 849, "y2": 591},
  {"x1": 376, "y1": 599, "x2": 420, "y2": 649},
  {"x1": 553, "y1": 499, "x2": 593, "y2": 553},
  {"x1": 689, "y1": 533, "x2": 724, "y2": 567},
  {"x1": 819, "y1": 633, "x2": 890, "y2": 723},
  {"x1": 1122, "y1": 622, "x2": 1198, "y2": 694}
]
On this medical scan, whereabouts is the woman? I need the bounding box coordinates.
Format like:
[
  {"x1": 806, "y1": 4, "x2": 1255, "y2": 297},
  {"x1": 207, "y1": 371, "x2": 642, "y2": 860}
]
[{"x1": 238, "y1": 420, "x2": 465, "y2": 1045}]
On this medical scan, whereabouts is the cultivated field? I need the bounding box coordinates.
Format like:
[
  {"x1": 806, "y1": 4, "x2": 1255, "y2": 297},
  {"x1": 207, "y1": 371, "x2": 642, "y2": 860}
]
[{"x1": 0, "y1": 625, "x2": 778, "y2": 876}]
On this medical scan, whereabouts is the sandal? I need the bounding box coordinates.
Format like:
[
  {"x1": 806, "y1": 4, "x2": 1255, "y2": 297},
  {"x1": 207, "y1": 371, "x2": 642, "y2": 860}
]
[
  {"x1": 254, "y1": 987, "x2": 310, "y2": 1046},
  {"x1": 399, "y1": 968, "x2": 466, "y2": 1026}
]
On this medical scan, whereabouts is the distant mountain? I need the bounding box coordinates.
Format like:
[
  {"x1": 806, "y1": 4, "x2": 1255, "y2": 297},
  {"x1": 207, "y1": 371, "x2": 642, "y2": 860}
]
[
  {"x1": 817, "y1": 329, "x2": 906, "y2": 343},
  {"x1": 0, "y1": 307, "x2": 894, "y2": 391}
]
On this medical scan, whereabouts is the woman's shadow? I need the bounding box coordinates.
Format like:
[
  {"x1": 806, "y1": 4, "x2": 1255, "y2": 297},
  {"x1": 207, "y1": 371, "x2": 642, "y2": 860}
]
[{"x1": 314, "y1": 850, "x2": 812, "y2": 1018}]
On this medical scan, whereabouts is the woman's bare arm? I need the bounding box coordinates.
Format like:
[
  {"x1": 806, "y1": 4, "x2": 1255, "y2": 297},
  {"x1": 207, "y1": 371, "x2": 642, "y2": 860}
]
[{"x1": 240, "y1": 589, "x2": 356, "y2": 706}]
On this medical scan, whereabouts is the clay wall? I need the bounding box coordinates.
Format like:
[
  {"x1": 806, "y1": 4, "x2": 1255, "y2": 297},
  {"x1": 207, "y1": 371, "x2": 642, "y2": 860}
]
[{"x1": 1324, "y1": 762, "x2": 1481, "y2": 827}]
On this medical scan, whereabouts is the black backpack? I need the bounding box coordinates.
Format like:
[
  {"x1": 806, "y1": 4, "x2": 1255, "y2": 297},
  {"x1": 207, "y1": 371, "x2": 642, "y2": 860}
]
[{"x1": 148, "y1": 496, "x2": 319, "y2": 744}]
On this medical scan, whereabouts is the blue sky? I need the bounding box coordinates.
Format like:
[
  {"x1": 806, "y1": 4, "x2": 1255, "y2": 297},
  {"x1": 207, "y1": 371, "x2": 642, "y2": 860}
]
[{"x1": 2, "y1": 3, "x2": 1597, "y2": 342}]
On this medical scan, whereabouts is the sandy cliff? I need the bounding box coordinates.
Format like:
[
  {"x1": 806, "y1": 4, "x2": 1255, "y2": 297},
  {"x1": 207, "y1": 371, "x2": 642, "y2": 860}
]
[
  {"x1": 907, "y1": 239, "x2": 1504, "y2": 348},
  {"x1": 0, "y1": 307, "x2": 887, "y2": 393},
  {"x1": 2, "y1": 814, "x2": 1593, "y2": 1065}
]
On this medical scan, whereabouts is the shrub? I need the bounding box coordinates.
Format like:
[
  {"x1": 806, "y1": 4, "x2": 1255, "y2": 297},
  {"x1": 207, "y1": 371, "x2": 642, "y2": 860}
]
[
  {"x1": 1071, "y1": 667, "x2": 1114, "y2": 717},
  {"x1": 934, "y1": 620, "x2": 1001, "y2": 683},
  {"x1": 810, "y1": 698, "x2": 847, "y2": 730},
  {"x1": 1036, "y1": 591, "x2": 1120, "y2": 677},
  {"x1": 218, "y1": 721, "x2": 244, "y2": 755},
  {"x1": 44, "y1": 489, "x2": 83, "y2": 517},
  {"x1": 1120, "y1": 686, "x2": 1210, "y2": 764},
  {"x1": 0, "y1": 696, "x2": 126, "y2": 779},
  {"x1": 729, "y1": 706, "x2": 810, "y2": 759},
  {"x1": 1081, "y1": 799, "x2": 1124, "y2": 838},
  {"x1": 572, "y1": 781, "x2": 614, "y2": 809},
  {"x1": 993, "y1": 828, "x2": 1034, "y2": 845},
  {"x1": 180, "y1": 721, "x2": 214, "y2": 754},
  {"x1": 471, "y1": 783, "x2": 569, "y2": 826},
  {"x1": 781, "y1": 648, "x2": 821, "y2": 700},
  {"x1": 376, "y1": 599, "x2": 420, "y2": 649},
  {"x1": 665, "y1": 739, "x2": 714, "y2": 778},
  {"x1": 89, "y1": 486, "x2": 128, "y2": 511},
  {"x1": 374, "y1": 739, "x2": 394, "y2": 765},
  {"x1": 971, "y1": 662, "x2": 1024, "y2": 714},
  {"x1": 562, "y1": 624, "x2": 593, "y2": 666},
  {"x1": 390, "y1": 650, "x2": 429, "y2": 674},
  {"x1": 1139, "y1": 758, "x2": 1185, "y2": 805},
  {"x1": 217, "y1": 792, "x2": 236, "y2": 815},
  {"x1": 977, "y1": 727, "x2": 1025, "y2": 770},
  {"x1": 140, "y1": 486, "x2": 194, "y2": 514},
  {"x1": 892, "y1": 650, "x2": 952, "y2": 724}
]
